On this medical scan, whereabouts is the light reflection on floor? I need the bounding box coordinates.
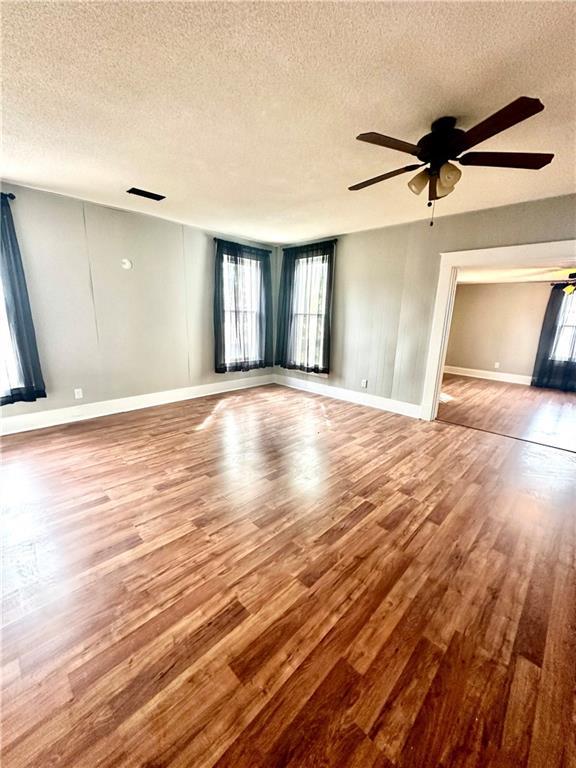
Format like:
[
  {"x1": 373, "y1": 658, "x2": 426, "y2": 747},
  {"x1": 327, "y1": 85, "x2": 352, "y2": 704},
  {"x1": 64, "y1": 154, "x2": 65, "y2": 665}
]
[{"x1": 438, "y1": 375, "x2": 576, "y2": 453}]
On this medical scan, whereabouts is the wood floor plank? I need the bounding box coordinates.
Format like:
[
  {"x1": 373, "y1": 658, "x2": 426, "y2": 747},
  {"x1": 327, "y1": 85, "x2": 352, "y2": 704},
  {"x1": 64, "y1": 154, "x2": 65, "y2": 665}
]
[
  {"x1": 1, "y1": 384, "x2": 574, "y2": 767},
  {"x1": 527, "y1": 563, "x2": 576, "y2": 768},
  {"x1": 438, "y1": 373, "x2": 576, "y2": 452},
  {"x1": 369, "y1": 635, "x2": 444, "y2": 758},
  {"x1": 398, "y1": 631, "x2": 498, "y2": 768},
  {"x1": 501, "y1": 655, "x2": 541, "y2": 767},
  {"x1": 262, "y1": 657, "x2": 364, "y2": 768}
]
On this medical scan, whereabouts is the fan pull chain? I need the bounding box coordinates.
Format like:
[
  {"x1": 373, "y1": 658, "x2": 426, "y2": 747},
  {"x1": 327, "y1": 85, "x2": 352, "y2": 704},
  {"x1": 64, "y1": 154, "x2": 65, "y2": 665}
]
[{"x1": 427, "y1": 200, "x2": 436, "y2": 227}]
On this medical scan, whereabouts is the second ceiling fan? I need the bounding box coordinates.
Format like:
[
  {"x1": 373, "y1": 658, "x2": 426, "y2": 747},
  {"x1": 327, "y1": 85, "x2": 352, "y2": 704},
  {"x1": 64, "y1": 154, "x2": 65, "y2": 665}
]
[{"x1": 349, "y1": 97, "x2": 554, "y2": 202}]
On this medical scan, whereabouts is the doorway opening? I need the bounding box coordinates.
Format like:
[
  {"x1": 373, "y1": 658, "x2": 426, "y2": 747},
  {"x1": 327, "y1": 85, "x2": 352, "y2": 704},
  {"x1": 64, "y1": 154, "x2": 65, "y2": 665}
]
[{"x1": 420, "y1": 240, "x2": 576, "y2": 452}]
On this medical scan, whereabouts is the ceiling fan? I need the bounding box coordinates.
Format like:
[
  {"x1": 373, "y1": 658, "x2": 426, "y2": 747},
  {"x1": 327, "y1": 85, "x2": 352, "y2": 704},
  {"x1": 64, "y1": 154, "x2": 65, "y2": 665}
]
[{"x1": 348, "y1": 97, "x2": 554, "y2": 202}]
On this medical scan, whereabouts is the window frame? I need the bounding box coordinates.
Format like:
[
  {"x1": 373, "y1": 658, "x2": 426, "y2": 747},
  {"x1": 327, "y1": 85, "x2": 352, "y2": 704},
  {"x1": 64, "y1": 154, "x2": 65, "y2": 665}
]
[
  {"x1": 0, "y1": 273, "x2": 25, "y2": 396},
  {"x1": 213, "y1": 239, "x2": 273, "y2": 374},
  {"x1": 276, "y1": 240, "x2": 336, "y2": 376},
  {"x1": 288, "y1": 253, "x2": 331, "y2": 373},
  {"x1": 221, "y1": 253, "x2": 264, "y2": 367},
  {"x1": 549, "y1": 290, "x2": 576, "y2": 363}
]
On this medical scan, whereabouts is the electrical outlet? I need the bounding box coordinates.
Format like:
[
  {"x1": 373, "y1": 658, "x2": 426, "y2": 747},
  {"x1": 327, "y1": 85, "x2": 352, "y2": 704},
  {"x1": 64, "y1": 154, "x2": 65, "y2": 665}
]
[
  {"x1": 494, "y1": 362, "x2": 500, "y2": 369},
  {"x1": 74, "y1": 388, "x2": 84, "y2": 400},
  {"x1": 361, "y1": 379, "x2": 368, "y2": 389}
]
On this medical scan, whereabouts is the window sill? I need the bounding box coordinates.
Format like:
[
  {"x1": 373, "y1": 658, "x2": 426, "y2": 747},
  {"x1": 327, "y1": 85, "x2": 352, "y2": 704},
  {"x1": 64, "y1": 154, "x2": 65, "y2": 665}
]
[{"x1": 276, "y1": 367, "x2": 329, "y2": 379}]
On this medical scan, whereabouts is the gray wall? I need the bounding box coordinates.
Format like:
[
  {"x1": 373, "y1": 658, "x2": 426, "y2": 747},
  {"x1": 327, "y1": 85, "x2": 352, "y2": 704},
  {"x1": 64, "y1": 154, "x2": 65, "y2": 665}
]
[
  {"x1": 445, "y1": 282, "x2": 550, "y2": 376},
  {"x1": 276, "y1": 195, "x2": 576, "y2": 404},
  {"x1": 2, "y1": 183, "x2": 575, "y2": 418},
  {"x1": 1, "y1": 183, "x2": 274, "y2": 417}
]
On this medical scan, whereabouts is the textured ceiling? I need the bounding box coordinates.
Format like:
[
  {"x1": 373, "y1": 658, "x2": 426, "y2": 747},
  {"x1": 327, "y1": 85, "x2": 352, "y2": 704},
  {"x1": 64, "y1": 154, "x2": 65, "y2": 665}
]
[{"x1": 2, "y1": 1, "x2": 575, "y2": 243}]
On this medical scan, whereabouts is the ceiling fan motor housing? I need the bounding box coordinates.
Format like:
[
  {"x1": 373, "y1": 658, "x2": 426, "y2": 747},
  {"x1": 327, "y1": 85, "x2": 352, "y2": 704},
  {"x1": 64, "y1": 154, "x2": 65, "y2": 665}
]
[{"x1": 416, "y1": 117, "x2": 466, "y2": 172}]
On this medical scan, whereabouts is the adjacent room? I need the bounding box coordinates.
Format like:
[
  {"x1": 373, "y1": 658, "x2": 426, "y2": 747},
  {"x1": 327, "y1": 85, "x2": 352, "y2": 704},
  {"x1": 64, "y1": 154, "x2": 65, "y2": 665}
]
[
  {"x1": 439, "y1": 265, "x2": 576, "y2": 452},
  {"x1": 1, "y1": 3, "x2": 575, "y2": 768}
]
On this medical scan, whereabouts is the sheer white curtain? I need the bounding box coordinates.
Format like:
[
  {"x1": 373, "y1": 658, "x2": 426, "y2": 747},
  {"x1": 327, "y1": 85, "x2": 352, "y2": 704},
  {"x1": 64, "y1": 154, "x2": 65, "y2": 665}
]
[
  {"x1": 213, "y1": 239, "x2": 273, "y2": 373},
  {"x1": 275, "y1": 240, "x2": 335, "y2": 375},
  {"x1": 550, "y1": 291, "x2": 576, "y2": 363},
  {"x1": 223, "y1": 255, "x2": 261, "y2": 365},
  {"x1": 289, "y1": 256, "x2": 329, "y2": 371},
  {"x1": 0, "y1": 275, "x2": 24, "y2": 398},
  {"x1": 0, "y1": 192, "x2": 46, "y2": 405}
]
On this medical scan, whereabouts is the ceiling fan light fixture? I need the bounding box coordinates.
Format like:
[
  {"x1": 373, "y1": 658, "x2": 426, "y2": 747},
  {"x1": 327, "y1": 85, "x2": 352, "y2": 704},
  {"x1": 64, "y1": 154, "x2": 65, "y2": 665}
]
[
  {"x1": 436, "y1": 178, "x2": 455, "y2": 198},
  {"x1": 408, "y1": 168, "x2": 429, "y2": 195},
  {"x1": 439, "y1": 162, "x2": 462, "y2": 188},
  {"x1": 349, "y1": 97, "x2": 552, "y2": 204}
]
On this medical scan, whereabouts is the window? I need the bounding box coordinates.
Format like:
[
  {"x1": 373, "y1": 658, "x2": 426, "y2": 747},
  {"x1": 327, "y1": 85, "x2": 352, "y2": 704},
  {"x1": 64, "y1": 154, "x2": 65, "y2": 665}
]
[
  {"x1": 291, "y1": 255, "x2": 329, "y2": 370},
  {"x1": 532, "y1": 284, "x2": 576, "y2": 393},
  {"x1": 276, "y1": 240, "x2": 335, "y2": 374},
  {"x1": 222, "y1": 254, "x2": 262, "y2": 365},
  {"x1": 213, "y1": 239, "x2": 273, "y2": 373},
  {"x1": 0, "y1": 275, "x2": 24, "y2": 397},
  {"x1": 550, "y1": 290, "x2": 576, "y2": 362},
  {"x1": 0, "y1": 192, "x2": 46, "y2": 406}
]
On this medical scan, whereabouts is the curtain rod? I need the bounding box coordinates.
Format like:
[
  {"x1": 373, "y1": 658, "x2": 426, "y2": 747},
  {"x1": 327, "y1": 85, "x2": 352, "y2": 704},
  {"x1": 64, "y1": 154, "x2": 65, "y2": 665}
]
[{"x1": 283, "y1": 238, "x2": 337, "y2": 252}]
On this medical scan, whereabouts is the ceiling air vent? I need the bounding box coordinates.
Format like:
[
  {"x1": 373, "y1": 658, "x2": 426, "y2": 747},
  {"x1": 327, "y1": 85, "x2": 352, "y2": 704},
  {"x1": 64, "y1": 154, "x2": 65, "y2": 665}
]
[{"x1": 126, "y1": 187, "x2": 165, "y2": 201}]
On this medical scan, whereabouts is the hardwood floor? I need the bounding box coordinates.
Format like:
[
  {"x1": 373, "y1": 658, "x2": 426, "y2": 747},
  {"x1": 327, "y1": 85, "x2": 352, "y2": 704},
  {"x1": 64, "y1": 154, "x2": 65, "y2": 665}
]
[
  {"x1": 438, "y1": 374, "x2": 576, "y2": 453},
  {"x1": 1, "y1": 384, "x2": 575, "y2": 767}
]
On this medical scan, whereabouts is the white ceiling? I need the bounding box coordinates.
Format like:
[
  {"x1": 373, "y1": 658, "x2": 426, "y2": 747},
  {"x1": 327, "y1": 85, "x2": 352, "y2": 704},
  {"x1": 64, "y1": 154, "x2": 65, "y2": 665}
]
[{"x1": 2, "y1": 2, "x2": 575, "y2": 244}]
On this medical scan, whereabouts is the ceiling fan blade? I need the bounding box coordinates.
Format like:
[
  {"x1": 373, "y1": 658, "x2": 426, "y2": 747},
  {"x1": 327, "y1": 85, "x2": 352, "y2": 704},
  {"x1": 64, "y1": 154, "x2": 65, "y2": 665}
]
[
  {"x1": 459, "y1": 151, "x2": 554, "y2": 169},
  {"x1": 428, "y1": 174, "x2": 438, "y2": 201},
  {"x1": 356, "y1": 132, "x2": 420, "y2": 156},
  {"x1": 462, "y1": 97, "x2": 545, "y2": 150},
  {"x1": 348, "y1": 164, "x2": 423, "y2": 191}
]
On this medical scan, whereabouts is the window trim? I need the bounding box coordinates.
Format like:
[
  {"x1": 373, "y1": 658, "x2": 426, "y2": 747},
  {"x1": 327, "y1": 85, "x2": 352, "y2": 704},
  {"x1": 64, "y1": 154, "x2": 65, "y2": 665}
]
[
  {"x1": 549, "y1": 291, "x2": 576, "y2": 363},
  {"x1": 275, "y1": 239, "x2": 336, "y2": 376},
  {"x1": 0, "y1": 192, "x2": 47, "y2": 406},
  {"x1": 213, "y1": 238, "x2": 273, "y2": 374},
  {"x1": 221, "y1": 255, "x2": 263, "y2": 367}
]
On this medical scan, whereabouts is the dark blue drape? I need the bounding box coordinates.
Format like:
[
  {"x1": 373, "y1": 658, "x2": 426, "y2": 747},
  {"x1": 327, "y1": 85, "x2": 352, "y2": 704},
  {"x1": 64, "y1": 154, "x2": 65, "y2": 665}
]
[
  {"x1": 1, "y1": 193, "x2": 46, "y2": 405},
  {"x1": 531, "y1": 285, "x2": 576, "y2": 393},
  {"x1": 213, "y1": 238, "x2": 273, "y2": 373},
  {"x1": 275, "y1": 239, "x2": 335, "y2": 374}
]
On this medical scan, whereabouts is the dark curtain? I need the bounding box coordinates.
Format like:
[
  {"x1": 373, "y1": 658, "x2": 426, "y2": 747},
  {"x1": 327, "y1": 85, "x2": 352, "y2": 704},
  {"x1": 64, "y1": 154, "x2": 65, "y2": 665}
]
[
  {"x1": 1, "y1": 193, "x2": 46, "y2": 405},
  {"x1": 531, "y1": 285, "x2": 576, "y2": 392},
  {"x1": 213, "y1": 238, "x2": 273, "y2": 373},
  {"x1": 275, "y1": 239, "x2": 335, "y2": 374}
]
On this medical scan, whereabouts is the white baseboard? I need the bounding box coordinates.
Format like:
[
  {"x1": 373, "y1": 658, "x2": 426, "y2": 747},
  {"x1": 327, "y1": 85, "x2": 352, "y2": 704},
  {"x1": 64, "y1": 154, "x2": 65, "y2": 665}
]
[
  {"x1": 1, "y1": 372, "x2": 423, "y2": 436},
  {"x1": 0, "y1": 375, "x2": 275, "y2": 435},
  {"x1": 444, "y1": 366, "x2": 532, "y2": 386},
  {"x1": 274, "y1": 374, "x2": 421, "y2": 419}
]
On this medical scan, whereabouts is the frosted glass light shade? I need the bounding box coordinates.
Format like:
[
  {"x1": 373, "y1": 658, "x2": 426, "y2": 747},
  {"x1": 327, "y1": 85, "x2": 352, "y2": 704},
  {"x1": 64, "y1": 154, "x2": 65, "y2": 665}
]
[
  {"x1": 439, "y1": 162, "x2": 462, "y2": 188},
  {"x1": 436, "y1": 180, "x2": 455, "y2": 198},
  {"x1": 408, "y1": 169, "x2": 429, "y2": 195}
]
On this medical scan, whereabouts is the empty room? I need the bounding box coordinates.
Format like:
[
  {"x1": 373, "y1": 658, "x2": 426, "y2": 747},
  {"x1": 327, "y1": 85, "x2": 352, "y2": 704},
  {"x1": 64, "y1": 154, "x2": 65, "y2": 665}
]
[
  {"x1": 1, "y1": 3, "x2": 575, "y2": 768},
  {"x1": 439, "y1": 266, "x2": 576, "y2": 452}
]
